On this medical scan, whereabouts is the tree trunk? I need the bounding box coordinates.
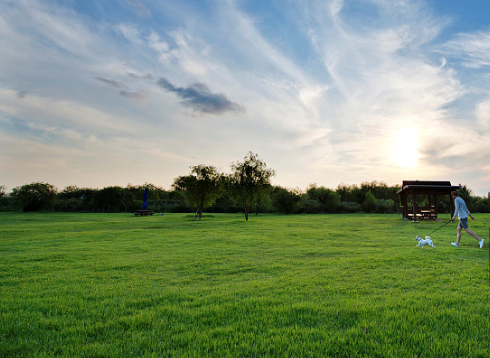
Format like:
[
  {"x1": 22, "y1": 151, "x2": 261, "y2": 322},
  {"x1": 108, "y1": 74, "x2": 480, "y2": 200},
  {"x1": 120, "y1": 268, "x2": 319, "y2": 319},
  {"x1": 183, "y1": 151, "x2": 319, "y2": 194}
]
[{"x1": 244, "y1": 206, "x2": 249, "y2": 221}]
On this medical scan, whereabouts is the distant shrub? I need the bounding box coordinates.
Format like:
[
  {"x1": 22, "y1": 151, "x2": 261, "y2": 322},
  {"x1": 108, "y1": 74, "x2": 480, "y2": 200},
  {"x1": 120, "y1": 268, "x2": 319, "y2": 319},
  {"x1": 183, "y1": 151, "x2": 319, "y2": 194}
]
[
  {"x1": 301, "y1": 199, "x2": 322, "y2": 214},
  {"x1": 376, "y1": 199, "x2": 396, "y2": 213},
  {"x1": 341, "y1": 201, "x2": 361, "y2": 213},
  {"x1": 362, "y1": 191, "x2": 378, "y2": 213}
]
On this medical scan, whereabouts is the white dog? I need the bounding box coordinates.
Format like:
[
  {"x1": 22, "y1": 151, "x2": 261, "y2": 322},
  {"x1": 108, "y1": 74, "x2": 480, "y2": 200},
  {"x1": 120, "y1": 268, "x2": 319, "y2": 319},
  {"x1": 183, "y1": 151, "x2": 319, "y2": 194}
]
[{"x1": 414, "y1": 235, "x2": 436, "y2": 249}]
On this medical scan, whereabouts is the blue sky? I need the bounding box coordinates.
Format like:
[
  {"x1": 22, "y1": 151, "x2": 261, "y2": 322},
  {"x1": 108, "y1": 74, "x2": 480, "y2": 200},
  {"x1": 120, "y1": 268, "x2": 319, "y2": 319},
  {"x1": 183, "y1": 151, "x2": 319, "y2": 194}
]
[{"x1": 1, "y1": 0, "x2": 490, "y2": 196}]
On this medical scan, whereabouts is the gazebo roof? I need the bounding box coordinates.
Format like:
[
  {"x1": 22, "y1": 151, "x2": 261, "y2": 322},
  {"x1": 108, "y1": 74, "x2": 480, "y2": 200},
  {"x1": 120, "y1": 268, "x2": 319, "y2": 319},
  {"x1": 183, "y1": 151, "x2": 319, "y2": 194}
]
[{"x1": 396, "y1": 180, "x2": 460, "y2": 195}]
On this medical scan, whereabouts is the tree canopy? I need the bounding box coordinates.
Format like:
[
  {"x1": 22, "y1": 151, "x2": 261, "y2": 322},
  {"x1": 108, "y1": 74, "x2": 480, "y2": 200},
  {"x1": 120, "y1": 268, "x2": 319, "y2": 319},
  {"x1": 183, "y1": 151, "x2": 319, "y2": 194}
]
[
  {"x1": 173, "y1": 165, "x2": 224, "y2": 219},
  {"x1": 230, "y1": 152, "x2": 275, "y2": 220},
  {"x1": 11, "y1": 182, "x2": 57, "y2": 212}
]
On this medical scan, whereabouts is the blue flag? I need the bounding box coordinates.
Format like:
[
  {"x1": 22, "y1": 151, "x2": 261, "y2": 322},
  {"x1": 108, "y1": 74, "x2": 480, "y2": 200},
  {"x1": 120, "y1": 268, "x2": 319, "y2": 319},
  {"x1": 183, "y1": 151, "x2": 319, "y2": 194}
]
[{"x1": 142, "y1": 187, "x2": 149, "y2": 209}]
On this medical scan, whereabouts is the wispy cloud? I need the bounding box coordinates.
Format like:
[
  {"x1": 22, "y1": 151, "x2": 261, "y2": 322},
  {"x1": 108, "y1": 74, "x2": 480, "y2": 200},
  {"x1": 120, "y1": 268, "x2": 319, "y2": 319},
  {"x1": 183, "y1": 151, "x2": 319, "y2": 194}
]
[
  {"x1": 95, "y1": 77, "x2": 128, "y2": 90},
  {"x1": 126, "y1": 0, "x2": 151, "y2": 18},
  {"x1": 95, "y1": 77, "x2": 148, "y2": 103},
  {"x1": 116, "y1": 23, "x2": 144, "y2": 45},
  {"x1": 119, "y1": 90, "x2": 148, "y2": 103},
  {"x1": 127, "y1": 72, "x2": 153, "y2": 81},
  {"x1": 0, "y1": 0, "x2": 96, "y2": 60},
  {"x1": 157, "y1": 78, "x2": 244, "y2": 115},
  {"x1": 0, "y1": 88, "x2": 138, "y2": 135},
  {"x1": 441, "y1": 31, "x2": 490, "y2": 68}
]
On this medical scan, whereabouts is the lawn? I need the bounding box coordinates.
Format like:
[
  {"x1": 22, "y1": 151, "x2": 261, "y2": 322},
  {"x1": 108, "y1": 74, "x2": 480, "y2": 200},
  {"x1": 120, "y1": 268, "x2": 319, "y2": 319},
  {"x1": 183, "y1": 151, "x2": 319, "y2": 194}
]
[{"x1": 1, "y1": 212, "x2": 489, "y2": 357}]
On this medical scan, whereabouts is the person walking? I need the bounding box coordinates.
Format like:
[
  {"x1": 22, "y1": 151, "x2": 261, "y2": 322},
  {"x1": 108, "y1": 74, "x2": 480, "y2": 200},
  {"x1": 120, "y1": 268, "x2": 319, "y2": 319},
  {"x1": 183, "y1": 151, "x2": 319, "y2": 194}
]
[{"x1": 450, "y1": 191, "x2": 484, "y2": 249}]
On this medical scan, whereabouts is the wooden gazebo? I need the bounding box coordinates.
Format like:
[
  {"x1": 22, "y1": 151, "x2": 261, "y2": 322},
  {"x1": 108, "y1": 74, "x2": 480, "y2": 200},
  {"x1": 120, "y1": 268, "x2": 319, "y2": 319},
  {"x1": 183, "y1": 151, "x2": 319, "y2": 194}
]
[{"x1": 397, "y1": 180, "x2": 460, "y2": 221}]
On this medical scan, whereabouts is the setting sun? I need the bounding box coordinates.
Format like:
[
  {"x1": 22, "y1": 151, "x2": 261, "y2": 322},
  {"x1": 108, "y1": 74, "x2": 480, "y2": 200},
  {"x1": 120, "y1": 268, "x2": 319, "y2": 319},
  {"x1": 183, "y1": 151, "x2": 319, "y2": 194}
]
[{"x1": 391, "y1": 128, "x2": 418, "y2": 167}]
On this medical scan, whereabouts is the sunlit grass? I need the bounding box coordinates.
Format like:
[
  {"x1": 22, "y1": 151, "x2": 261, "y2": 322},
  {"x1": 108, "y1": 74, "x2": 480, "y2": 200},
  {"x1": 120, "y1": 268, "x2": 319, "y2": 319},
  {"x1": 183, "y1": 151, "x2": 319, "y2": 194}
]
[{"x1": 1, "y1": 212, "x2": 489, "y2": 357}]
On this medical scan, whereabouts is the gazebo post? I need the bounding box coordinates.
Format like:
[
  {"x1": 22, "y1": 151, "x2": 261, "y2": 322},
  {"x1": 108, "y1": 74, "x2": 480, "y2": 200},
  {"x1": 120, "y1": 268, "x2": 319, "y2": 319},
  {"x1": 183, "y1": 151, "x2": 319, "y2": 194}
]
[
  {"x1": 428, "y1": 194, "x2": 433, "y2": 220},
  {"x1": 400, "y1": 193, "x2": 407, "y2": 219},
  {"x1": 412, "y1": 194, "x2": 417, "y2": 223},
  {"x1": 434, "y1": 195, "x2": 438, "y2": 219},
  {"x1": 403, "y1": 194, "x2": 408, "y2": 219}
]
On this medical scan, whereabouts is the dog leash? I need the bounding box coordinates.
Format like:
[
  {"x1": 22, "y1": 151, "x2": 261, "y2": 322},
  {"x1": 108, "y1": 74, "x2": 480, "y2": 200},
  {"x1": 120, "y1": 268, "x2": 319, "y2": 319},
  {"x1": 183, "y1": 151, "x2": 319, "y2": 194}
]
[{"x1": 429, "y1": 220, "x2": 452, "y2": 235}]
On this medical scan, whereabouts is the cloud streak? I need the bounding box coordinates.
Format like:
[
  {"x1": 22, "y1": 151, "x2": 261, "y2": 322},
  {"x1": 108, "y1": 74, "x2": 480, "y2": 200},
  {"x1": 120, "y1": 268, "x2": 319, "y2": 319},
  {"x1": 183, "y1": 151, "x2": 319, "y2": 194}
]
[
  {"x1": 95, "y1": 77, "x2": 128, "y2": 90},
  {"x1": 157, "y1": 78, "x2": 244, "y2": 115},
  {"x1": 95, "y1": 77, "x2": 148, "y2": 103},
  {"x1": 119, "y1": 90, "x2": 148, "y2": 103}
]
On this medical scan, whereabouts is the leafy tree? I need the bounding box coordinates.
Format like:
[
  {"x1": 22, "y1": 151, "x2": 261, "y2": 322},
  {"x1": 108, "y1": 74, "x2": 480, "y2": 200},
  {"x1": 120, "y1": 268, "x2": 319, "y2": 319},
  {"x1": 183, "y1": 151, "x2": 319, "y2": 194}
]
[
  {"x1": 471, "y1": 195, "x2": 489, "y2": 213},
  {"x1": 305, "y1": 184, "x2": 340, "y2": 213},
  {"x1": 58, "y1": 185, "x2": 80, "y2": 199},
  {"x1": 209, "y1": 177, "x2": 241, "y2": 213},
  {"x1": 57, "y1": 186, "x2": 99, "y2": 212},
  {"x1": 337, "y1": 181, "x2": 400, "y2": 206},
  {"x1": 11, "y1": 182, "x2": 57, "y2": 211},
  {"x1": 305, "y1": 185, "x2": 322, "y2": 213},
  {"x1": 319, "y1": 186, "x2": 341, "y2": 213},
  {"x1": 56, "y1": 185, "x2": 84, "y2": 212},
  {"x1": 337, "y1": 183, "x2": 363, "y2": 203},
  {"x1": 163, "y1": 190, "x2": 189, "y2": 213},
  {"x1": 324, "y1": 191, "x2": 341, "y2": 213},
  {"x1": 230, "y1": 152, "x2": 275, "y2": 221},
  {"x1": 254, "y1": 184, "x2": 273, "y2": 215},
  {"x1": 457, "y1": 184, "x2": 474, "y2": 211},
  {"x1": 95, "y1": 186, "x2": 124, "y2": 212},
  {"x1": 272, "y1": 186, "x2": 301, "y2": 214},
  {"x1": 362, "y1": 191, "x2": 378, "y2": 213},
  {"x1": 172, "y1": 165, "x2": 224, "y2": 219},
  {"x1": 0, "y1": 185, "x2": 13, "y2": 211}
]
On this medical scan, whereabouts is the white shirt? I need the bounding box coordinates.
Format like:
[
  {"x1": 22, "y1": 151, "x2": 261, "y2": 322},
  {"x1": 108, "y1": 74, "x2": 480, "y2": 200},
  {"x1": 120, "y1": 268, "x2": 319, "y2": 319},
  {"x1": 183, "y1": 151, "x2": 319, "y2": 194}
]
[{"x1": 453, "y1": 197, "x2": 471, "y2": 220}]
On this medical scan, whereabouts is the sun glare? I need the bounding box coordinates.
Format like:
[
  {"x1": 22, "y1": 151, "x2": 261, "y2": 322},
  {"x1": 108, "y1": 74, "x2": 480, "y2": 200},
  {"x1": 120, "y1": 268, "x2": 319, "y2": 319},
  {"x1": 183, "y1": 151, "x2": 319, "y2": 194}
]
[{"x1": 391, "y1": 128, "x2": 418, "y2": 167}]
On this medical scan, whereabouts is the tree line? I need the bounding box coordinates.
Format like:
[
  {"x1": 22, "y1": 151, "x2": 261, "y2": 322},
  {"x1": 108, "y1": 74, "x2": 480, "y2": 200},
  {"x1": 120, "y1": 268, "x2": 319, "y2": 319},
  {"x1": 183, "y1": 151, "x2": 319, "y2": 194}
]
[{"x1": 2, "y1": 152, "x2": 490, "y2": 218}]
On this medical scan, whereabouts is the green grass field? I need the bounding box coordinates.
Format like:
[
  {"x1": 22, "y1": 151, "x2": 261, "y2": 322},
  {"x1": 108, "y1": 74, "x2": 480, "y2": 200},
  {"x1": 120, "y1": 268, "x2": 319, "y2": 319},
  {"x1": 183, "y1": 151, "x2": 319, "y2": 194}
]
[{"x1": 1, "y1": 212, "x2": 489, "y2": 357}]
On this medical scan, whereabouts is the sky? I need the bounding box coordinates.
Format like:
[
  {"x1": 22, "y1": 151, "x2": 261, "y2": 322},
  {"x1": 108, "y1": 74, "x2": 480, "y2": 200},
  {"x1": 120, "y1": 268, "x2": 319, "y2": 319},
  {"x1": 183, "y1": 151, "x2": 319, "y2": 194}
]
[{"x1": 1, "y1": 0, "x2": 490, "y2": 196}]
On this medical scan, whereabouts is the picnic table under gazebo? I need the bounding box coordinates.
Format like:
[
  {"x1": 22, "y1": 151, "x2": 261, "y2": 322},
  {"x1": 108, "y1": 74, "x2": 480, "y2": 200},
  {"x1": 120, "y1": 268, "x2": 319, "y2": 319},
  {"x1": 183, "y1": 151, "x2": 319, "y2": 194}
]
[{"x1": 397, "y1": 180, "x2": 460, "y2": 221}]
